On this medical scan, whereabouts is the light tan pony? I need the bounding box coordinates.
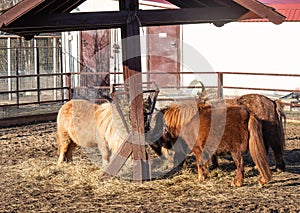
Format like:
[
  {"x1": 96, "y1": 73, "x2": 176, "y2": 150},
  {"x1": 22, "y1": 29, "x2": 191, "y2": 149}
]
[{"x1": 56, "y1": 99, "x2": 127, "y2": 167}]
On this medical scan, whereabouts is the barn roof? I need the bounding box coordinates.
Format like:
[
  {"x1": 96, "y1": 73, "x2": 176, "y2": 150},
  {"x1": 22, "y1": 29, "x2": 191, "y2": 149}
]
[
  {"x1": 239, "y1": 0, "x2": 300, "y2": 21},
  {"x1": 0, "y1": 0, "x2": 285, "y2": 39},
  {"x1": 267, "y1": 3, "x2": 300, "y2": 21},
  {"x1": 260, "y1": 0, "x2": 300, "y2": 3},
  {"x1": 142, "y1": 0, "x2": 300, "y2": 21}
]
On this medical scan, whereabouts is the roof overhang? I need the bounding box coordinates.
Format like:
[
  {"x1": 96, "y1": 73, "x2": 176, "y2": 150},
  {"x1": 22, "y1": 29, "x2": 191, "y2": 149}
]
[
  {"x1": 243, "y1": 3, "x2": 300, "y2": 22},
  {"x1": 0, "y1": 0, "x2": 286, "y2": 39}
]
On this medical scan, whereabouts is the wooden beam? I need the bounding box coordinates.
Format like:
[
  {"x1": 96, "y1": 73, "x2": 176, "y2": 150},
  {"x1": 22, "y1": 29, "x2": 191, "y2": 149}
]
[
  {"x1": 1, "y1": 6, "x2": 253, "y2": 35},
  {"x1": 101, "y1": 0, "x2": 151, "y2": 182},
  {"x1": 101, "y1": 137, "x2": 133, "y2": 180}
]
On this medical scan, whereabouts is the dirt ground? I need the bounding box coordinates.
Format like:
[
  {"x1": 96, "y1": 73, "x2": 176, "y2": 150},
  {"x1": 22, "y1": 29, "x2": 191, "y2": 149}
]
[{"x1": 0, "y1": 120, "x2": 299, "y2": 212}]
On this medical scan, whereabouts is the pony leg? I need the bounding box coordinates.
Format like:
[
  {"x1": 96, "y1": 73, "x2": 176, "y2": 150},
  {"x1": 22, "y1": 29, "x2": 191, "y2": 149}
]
[
  {"x1": 161, "y1": 147, "x2": 175, "y2": 169},
  {"x1": 65, "y1": 141, "x2": 77, "y2": 162},
  {"x1": 263, "y1": 138, "x2": 285, "y2": 172},
  {"x1": 193, "y1": 146, "x2": 208, "y2": 182},
  {"x1": 57, "y1": 131, "x2": 72, "y2": 164},
  {"x1": 274, "y1": 153, "x2": 285, "y2": 172},
  {"x1": 274, "y1": 104, "x2": 286, "y2": 172},
  {"x1": 210, "y1": 154, "x2": 219, "y2": 170},
  {"x1": 231, "y1": 152, "x2": 244, "y2": 187},
  {"x1": 270, "y1": 140, "x2": 285, "y2": 172},
  {"x1": 197, "y1": 164, "x2": 206, "y2": 182},
  {"x1": 97, "y1": 140, "x2": 110, "y2": 168}
]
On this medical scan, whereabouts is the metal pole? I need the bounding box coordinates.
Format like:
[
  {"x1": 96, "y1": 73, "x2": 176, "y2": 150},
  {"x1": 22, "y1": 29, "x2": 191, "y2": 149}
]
[
  {"x1": 53, "y1": 37, "x2": 57, "y2": 100},
  {"x1": 36, "y1": 47, "x2": 41, "y2": 104},
  {"x1": 34, "y1": 38, "x2": 38, "y2": 75},
  {"x1": 16, "y1": 48, "x2": 19, "y2": 106},
  {"x1": 7, "y1": 37, "x2": 12, "y2": 100},
  {"x1": 59, "y1": 47, "x2": 65, "y2": 102}
]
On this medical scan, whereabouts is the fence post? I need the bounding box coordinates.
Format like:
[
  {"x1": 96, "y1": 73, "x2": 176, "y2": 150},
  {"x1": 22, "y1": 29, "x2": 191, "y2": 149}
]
[
  {"x1": 36, "y1": 47, "x2": 41, "y2": 104},
  {"x1": 16, "y1": 49, "x2": 20, "y2": 107},
  {"x1": 7, "y1": 37, "x2": 12, "y2": 101},
  {"x1": 53, "y1": 37, "x2": 57, "y2": 100},
  {"x1": 59, "y1": 47, "x2": 65, "y2": 103},
  {"x1": 217, "y1": 72, "x2": 223, "y2": 99},
  {"x1": 65, "y1": 73, "x2": 72, "y2": 101}
]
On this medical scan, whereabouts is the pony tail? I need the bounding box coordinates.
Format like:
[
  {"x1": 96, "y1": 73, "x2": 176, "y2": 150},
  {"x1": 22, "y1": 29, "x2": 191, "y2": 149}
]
[{"x1": 248, "y1": 114, "x2": 272, "y2": 186}]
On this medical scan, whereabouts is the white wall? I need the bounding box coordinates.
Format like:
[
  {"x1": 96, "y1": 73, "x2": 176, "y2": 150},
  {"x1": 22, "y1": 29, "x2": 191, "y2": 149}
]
[
  {"x1": 182, "y1": 22, "x2": 300, "y2": 96},
  {"x1": 63, "y1": 1, "x2": 300, "y2": 96}
]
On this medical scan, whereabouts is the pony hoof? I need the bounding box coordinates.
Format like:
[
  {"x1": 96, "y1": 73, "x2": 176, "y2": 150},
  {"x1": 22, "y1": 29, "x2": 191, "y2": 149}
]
[
  {"x1": 259, "y1": 179, "x2": 268, "y2": 187},
  {"x1": 231, "y1": 179, "x2": 243, "y2": 187},
  {"x1": 57, "y1": 161, "x2": 64, "y2": 166},
  {"x1": 275, "y1": 165, "x2": 285, "y2": 173},
  {"x1": 198, "y1": 175, "x2": 206, "y2": 182}
]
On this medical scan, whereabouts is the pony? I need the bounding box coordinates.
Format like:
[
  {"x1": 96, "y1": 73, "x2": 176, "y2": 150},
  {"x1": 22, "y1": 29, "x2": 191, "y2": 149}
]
[
  {"x1": 185, "y1": 104, "x2": 272, "y2": 186},
  {"x1": 150, "y1": 93, "x2": 286, "y2": 172},
  {"x1": 226, "y1": 94, "x2": 286, "y2": 171},
  {"x1": 149, "y1": 102, "x2": 272, "y2": 186},
  {"x1": 56, "y1": 99, "x2": 127, "y2": 167},
  {"x1": 147, "y1": 101, "x2": 199, "y2": 168}
]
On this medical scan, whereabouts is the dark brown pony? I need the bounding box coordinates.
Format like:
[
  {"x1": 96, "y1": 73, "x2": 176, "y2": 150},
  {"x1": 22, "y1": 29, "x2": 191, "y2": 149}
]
[
  {"x1": 226, "y1": 94, "x2": 286, "y2": 171},
  {"x1": 150, "y1": 102, "x2": 272, "y2": 186}
]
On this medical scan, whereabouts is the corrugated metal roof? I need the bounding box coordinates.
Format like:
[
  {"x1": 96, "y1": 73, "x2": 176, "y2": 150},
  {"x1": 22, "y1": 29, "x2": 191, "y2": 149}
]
[
  {"x1": 279, "y1": 5, "x2": 300, "y2": 21},
  {"x1": 260, "y1": 0, "x2": 300, "y2": 4},
  {"x1": 143, "y1": 0, "x2": 286, "y2": 24},
  {"x1": 145, "y1": 0, "x2": 300, "y2": 6},
  {"x1": 244, "y1": 3, "x2": 300, "y2": 21}
]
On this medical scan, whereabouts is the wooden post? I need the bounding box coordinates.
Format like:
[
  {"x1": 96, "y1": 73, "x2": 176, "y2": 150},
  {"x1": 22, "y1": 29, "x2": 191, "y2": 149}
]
[
  {"x1": 101, "y1": 0, "x2": 151, "y2": 181},
  {"x1": 217, "y1": 72, "x2": 223, "y2": 99},
  {"x1": 65, "y1": 73, "x2": 71, "y2": 100}
]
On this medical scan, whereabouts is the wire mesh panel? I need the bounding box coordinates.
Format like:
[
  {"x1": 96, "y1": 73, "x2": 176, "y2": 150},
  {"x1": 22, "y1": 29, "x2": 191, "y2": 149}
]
[
  {"x1": 111, "y1": 82, "x2": 159, "y2": 132},
  {"x1": 0, "y1": 35, "x2": 67, "y2": 118}
]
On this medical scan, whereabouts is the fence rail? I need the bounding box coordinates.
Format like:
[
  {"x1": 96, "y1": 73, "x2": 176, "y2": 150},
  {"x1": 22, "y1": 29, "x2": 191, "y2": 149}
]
[
  {"x1": 0, "y1": 70, "x2": 299, "y2": 126},
  {"x1": 216, "y1": 71, "x2": 300, "y2": 98},
  {"x1": 0, "y1": 73, "x2": 71, "y2": 107},
  {"x1": 1, "y1": 71, "x2": 299, "y2": 106}
]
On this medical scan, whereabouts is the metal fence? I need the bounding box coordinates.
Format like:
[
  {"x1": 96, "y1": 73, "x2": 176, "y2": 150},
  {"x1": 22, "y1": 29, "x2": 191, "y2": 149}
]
[
  {"x1": 0, "y1": 35, "x2": 63, "y2": 104},
  {"x1": 0, "y1": 34, "x2": 299, "y2": 124}
]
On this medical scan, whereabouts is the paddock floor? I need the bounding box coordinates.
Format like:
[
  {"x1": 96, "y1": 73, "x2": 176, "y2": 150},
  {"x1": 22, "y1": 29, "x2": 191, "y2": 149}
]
[{"x1": 0, "y1": 121, "x2": 299, "y2": 212}]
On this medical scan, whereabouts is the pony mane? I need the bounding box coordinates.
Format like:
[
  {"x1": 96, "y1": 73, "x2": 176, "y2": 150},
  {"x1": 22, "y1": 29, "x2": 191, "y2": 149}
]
[
  {"x1": 163, "y1": 102, "x2": 199, "y2": 132},
  {"x1": 95, "y1": 102, "x2": 127, "y2": 152}
]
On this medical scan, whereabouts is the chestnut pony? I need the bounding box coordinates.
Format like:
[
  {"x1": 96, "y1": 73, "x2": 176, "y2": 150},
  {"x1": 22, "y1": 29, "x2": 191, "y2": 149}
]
[
  {"x1": 150, "y1": 94, "x2": 286, "y2": 172},
  {"x1": 56, "y1": 99, "x2": 127, "y2": 167},
  {"x1": 150, "y1": 102, "x2": 272, "y2": 186}
]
